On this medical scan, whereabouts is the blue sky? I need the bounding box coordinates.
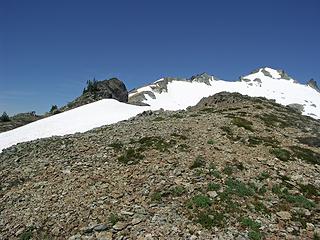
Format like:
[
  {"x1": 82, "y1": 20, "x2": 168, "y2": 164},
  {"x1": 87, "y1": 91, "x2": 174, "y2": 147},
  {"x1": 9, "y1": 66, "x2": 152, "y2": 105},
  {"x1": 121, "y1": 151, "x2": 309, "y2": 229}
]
[{"x1": 1, "y1": 0, "x2": 320, "y2": 115}]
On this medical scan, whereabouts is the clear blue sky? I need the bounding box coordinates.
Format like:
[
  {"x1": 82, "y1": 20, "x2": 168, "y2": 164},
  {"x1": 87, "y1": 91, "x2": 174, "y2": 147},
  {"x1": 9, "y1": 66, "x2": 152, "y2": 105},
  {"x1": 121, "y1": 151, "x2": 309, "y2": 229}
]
[{"x1": 1, "y1": 0, "x2": 319, "y2": 115}]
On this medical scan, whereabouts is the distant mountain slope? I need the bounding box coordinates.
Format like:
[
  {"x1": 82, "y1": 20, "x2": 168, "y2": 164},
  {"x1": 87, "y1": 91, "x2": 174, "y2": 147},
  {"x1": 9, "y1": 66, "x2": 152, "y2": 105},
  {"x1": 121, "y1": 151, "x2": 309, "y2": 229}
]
[
  {"x1": 0, "y1": 112, "x2": 43, "y2": 133},
  {"x1": 129, "y1": 67, "x2": 320, "y2": 118}
]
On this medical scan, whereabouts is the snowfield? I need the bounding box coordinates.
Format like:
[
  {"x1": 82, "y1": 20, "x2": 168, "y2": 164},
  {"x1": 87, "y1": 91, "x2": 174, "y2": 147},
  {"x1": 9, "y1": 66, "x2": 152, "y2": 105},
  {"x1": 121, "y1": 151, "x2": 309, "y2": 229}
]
[
  {"x1": 1, "y1": 67, "x2": 319, "y2": 152},
  {"x1": 0, "y1": 99, "x2": 149, "y2": 152},
  {"x1": 131, "y1": 67, "x2": 320, "y2": 118}
]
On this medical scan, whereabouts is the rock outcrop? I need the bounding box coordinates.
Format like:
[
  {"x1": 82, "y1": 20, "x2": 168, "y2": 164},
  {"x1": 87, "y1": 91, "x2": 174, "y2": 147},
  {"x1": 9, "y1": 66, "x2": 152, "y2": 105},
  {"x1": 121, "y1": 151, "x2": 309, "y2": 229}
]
[
  {"x1": 61, "y1": 78, "x2": 128, "y2": 111},
  {"x1": 307, "y1": 79, "x2": 320, "y2": 92}
]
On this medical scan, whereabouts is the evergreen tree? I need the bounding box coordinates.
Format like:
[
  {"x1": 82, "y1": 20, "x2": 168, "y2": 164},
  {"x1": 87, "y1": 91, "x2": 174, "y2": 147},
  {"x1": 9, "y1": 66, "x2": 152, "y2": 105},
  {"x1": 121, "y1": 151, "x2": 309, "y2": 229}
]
[
  {"x1": 0, "y1": 112, "x2": 10, "y2": 122},
  {"x1": 83, "y1": 78, "x2": 98, "y2": 94},
  {"x1": 50, "y1": 105, "x2": 58, "y2": 113}
]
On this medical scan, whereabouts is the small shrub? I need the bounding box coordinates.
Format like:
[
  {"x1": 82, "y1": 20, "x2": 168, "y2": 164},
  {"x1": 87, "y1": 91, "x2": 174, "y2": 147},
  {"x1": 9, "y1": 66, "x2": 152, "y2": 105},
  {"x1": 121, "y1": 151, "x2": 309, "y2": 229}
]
[
  {"x1": 153, "y1": 116, "x2": 165, "y2": 122},
  {"x1": 0, "y1": 112, "x2": 10, "y2": 122},
  {"x1": 19, "y1": 227, "x2": 33, "y2": 240},
  {"x1": 109, "y1": 213, "x2": 121, "y2": 225},
  {"x1": 207, "y1": 139, "x2": 215, "y2": 145},
  {"x1": 231, "y1": 117, "x2": 254, "y2": 131},
  {"x1": 299, "y1": 183, "x2": 319, "y2": 197},
  {"x1": 225, "y1": 178, "x2": 255, "y2": 197},
  {"x1": 170, "y1": 113, "x2": 184, "y2": 119},
  {"x1": 270, "y1": 148, "x2": 292, "y2": 161},
  {"x1": 289, "y1": 146, "x2": 320, "y2": 165},
  {"x1": 178, "y1": 144, "x2": 190, "y2": 152},
  {"x1": 118, "y1": 148, "x2": 144, "y2": 164},
  {"x1": 257, "y1": 171, "x2": 270, "y2": 181},
  {"x1": 253, "y1": 200, "x2": 270, "y2": 215},
  {"x1": 235, "y1": 162, "x2": 245, "y2": 171},
  {"x1": 208, "y1": 182, "x2": 221, "y2": 191},
  {"x1": 191, "y1": 195, "x2": 212, "y2": 208},
  {"x1": 241, "y1": 217, "x2": 261, "y2": 230},
  {"x1": 285, "y1": 194, "x2": 315, "y2": 209},
  {"x1": 248, "y1": 136, "x2": 279, "y2": 147},
  {"x1": 297, "y1": 136, "x2": 320, "y2": 148},
  {"x1": 171, "y1": 133, "x2": 188, "y2": 140},
  {"x1": 196, "y1": 211, "x2": 224, "y2": 229},
  {"x1": 151, "y1": 191, "x2": 162, "y2": 202},
  {"x1": 272, "y1": 184, "x2": 315, "y2": 209},
  {"x1": 248, "y1": 231, "x2": 262, "y2": 240},
  {"x1": 241, "y1": 217, "x2": 262, "y2": 240},
  {"x1": 170, "y1": 186, "x2": 186, "y2": 197},
  {"x1": 137, "y1": 136, "x2": 175, "y2": 152},
  {"x1": 259, "y1": 113, "x2": 289, "y2": 128},
  {"x1": 223, "y1": 165, "x2": 233, "y2": 175},
  {"x1": 108, "y1": 142, "x2": 123, "y2": 151},
  {"x1": 190, "y1": 155, "x2": 205, "y2": 169}
]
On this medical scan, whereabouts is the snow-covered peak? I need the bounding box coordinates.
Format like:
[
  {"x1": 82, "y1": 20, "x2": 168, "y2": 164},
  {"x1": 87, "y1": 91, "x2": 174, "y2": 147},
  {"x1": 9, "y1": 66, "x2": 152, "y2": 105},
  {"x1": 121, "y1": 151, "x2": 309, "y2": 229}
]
[{"x1": 242, "y1": 67, "x2": 293, "y2": 82}]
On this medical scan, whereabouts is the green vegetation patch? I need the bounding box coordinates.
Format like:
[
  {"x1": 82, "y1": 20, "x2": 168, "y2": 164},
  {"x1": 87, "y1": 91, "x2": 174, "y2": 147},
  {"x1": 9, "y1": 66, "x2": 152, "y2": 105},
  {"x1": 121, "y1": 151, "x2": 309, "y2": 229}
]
[
  {"x1": 252, "y1": 200, "x2": 270, "y2": 215},
  {"x1": 231, "y1": 117, "x2": 254, "y2": 131},
  {"x1": 223, "y1": 178, "x2": 255, "y2": 197},
  {"x1": 241, "y1": 217, "x2": 262, "y2": 240},
  {"x1": 207, "y1": 139, "x2": 216, "y2": 145},
  {"x1": 272, "y1": 184, "x2": 315, "y2": 209},
  {"x1": 170, "y1": 132, "x2": 188, "y2": 140},
  {"x1": 108, "y1": 141, "x2": 123, "y2": 151},
  {"x1": 152, "y1": 116, "x2": 165, "y2": 122},
  {"x1": 248, "y1": 136, "x2": 279, "y2": 147},
  {"x1": 177, "y1": 143, "x2": 190, "y2": 152},
  {"x1": 208, "y1": 182, "x2": 221, "y2": 191},
  {"x1": 150, "y1": 191, "x2": 163, "y2": 202},
  {"x1": 289, "y1": 146, "x2": 320, "y2": 165},
  {"x1": 223, "y1": 164, "x2": 234, "y2": 175},
  {"x1": 109, "y1": 213, "x2": 122, "y2": 225},
  {"x1": 299, "y1": 183, "x2": 319, "y2": 197},
  {"x1": 270, "y1": 148, "x2": 292, "y2": 161},
  {"x1": 20, "y1": 228, "x2": 33, "y2": 240},
  {"x1": 196, "y1": 211, "x2": 225, "y2": 229},
  {"x1": 170, "y1": 186, "x2": 186, "y2": 197},
  {"x1": 190, "y1": 155, "x2": 206, "y2": 169},
  {"x1": 137, "y1": 136, "x2": 176, "y2": 152},
  {"x1": 170, "y1": 113, "x2": 184, "y2": 119},
  {"x1": 297, "y1": 136, "x2": 320, "y2": 148},
  {"x1": 190, "y1": 194, "x2": 212, "y2": 208},
  {"x1": 259, "y1": 113, "x2": 290, "y2": 128},
  {"x1": 118, "y1": 147, "x2": 144, "y2": 164}
]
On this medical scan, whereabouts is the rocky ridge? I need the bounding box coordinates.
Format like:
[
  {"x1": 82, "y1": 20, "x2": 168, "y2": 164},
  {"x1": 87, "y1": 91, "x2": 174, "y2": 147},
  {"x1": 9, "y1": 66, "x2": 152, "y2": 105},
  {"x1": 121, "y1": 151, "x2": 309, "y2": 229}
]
[
  {"x1": 60, "y1": 78, "x2": 128, "y2": 112},
  {"x1": 128, "y1": 73, "x2": 218, "y2": 106},
  {"x1": 1, "y1": 92, "x2": 320, "y2": 240}
]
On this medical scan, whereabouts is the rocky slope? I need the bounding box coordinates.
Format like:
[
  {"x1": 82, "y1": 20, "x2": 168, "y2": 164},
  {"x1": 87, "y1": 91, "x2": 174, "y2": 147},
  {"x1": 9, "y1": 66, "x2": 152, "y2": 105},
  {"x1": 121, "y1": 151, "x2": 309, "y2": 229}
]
[{"x1": 1, "y1": 92, "x2": 319, "y2": 240}]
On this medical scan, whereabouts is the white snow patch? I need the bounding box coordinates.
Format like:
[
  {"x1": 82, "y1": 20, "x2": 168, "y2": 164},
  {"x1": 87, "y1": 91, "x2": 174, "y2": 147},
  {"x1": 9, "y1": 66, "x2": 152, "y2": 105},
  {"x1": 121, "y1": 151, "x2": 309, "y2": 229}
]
[{"x1": 0, "y1": 99, "x2": 149, "y2": 152}]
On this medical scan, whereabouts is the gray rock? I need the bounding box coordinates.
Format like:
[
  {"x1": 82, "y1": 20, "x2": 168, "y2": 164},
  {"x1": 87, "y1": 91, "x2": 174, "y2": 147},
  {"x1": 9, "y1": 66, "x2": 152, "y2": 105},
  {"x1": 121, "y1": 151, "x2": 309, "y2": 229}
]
[
  {"x1": 277, "y1": 211, "x2": 292, "y2": 220},
  {"x1": 93, "y1": 224, "x2": 108, "y2": 232},
  {"x1": 112, "y1": 222, "x2": 128, "y2": 231}
]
